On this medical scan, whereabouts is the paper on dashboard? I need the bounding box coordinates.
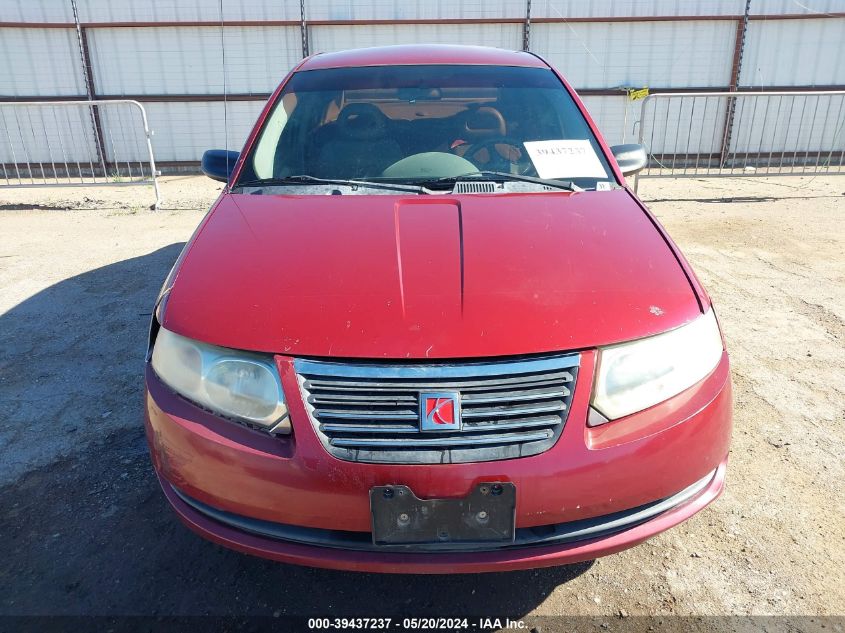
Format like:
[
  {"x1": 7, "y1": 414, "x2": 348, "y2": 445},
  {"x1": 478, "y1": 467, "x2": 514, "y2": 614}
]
[{"x1": 523, "y1": 139, "x2": 608, "y2": 179}]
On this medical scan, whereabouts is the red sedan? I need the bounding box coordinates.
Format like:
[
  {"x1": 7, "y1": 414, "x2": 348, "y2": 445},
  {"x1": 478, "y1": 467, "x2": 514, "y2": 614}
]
[{"x1": 144, "y1": 45, "x2": 732, "y2": 573}]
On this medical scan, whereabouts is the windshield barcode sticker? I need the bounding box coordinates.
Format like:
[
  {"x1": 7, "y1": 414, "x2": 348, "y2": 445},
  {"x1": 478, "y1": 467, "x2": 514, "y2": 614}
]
[{"x1": 523, "y1": 139, "x2": 608, "y2": 179}]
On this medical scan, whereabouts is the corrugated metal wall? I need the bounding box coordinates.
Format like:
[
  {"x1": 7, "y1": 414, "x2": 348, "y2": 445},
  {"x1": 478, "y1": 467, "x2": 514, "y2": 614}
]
[
  {"x1": 1, "y1": 0, "x2": 844, "y2": 165},
  {"x1": 741, "y1": 18, "x2": 845, "y2": 87},
  {"x1": 310, "y1": 23, "x2": 523, "y2": 52},
  {"x1": 0, "y1": 28, "x2": 85, "y2": 96},
  {"x1": 88, "y1": 26, "x2": 302, "y2": 94}
]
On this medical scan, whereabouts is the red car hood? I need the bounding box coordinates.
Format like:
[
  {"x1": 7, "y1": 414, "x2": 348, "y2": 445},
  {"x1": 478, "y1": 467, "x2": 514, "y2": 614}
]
[{"x1": 163, "y1": 190, "x2": 702, "y2": 358}]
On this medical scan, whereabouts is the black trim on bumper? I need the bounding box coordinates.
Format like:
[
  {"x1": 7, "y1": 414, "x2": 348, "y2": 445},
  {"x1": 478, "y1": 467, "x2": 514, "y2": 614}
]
[{"x1": 171, "y1": 469, "x2": 715, "y2": 553}]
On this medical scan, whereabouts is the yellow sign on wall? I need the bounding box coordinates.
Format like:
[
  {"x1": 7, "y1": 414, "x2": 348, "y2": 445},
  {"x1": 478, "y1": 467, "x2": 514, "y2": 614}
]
[{"x1": 627, "y1": 87, "x2": 650, "y2": 101}]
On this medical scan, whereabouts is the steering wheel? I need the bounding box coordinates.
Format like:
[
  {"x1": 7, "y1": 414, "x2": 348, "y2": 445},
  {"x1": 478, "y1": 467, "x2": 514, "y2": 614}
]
[{"x1": 461, "y1": 136, "x2": 532, "y2": 173}]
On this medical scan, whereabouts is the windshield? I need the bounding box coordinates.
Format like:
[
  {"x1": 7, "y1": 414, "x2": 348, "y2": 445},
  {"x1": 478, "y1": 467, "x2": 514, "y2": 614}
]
[{"x1": 235, "y1": 65, "x2": 615, "y2": 192}]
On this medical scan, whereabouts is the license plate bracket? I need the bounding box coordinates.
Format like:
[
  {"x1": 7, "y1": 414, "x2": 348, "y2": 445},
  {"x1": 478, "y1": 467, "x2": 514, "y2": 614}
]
[{"x1": 370, "y1": 482, "x2": 516, "y2": 547}]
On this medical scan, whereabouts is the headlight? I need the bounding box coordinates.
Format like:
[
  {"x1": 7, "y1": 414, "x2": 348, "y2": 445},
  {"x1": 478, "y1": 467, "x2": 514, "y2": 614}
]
[
  {"x1": 150, "y1": 327, "x2": 290, "y2": 434},
  {"x1": 590, "y1": 309, "x2": 724, "y2": 423}
]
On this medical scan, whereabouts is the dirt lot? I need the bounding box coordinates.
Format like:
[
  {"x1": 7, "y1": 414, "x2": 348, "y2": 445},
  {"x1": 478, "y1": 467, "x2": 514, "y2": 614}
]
[{"x1": 0, "y1": 175, "x2": 843, "y2": 628}]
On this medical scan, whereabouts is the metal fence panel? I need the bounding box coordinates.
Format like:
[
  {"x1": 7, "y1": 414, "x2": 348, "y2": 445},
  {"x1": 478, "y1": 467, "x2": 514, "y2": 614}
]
[
  {"x1": 0, "y1": 100, "x2": 160, "y2": 208},
  {"x1": 636, "y1": 94, "x2": 730, "y2": 157},
  {"x1": 635, "y1": 91, "x2": 845, "y2": 189},
  {"x1": 0, "y1": 103, "x2": 97, "y2": 164},
  {"x1": 730, "y1": 93, "x2": 845, "y2": 154}
]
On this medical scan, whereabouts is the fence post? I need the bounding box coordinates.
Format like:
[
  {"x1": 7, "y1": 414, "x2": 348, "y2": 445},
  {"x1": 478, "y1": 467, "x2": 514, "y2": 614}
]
[
  {"x1": 633, "y1": 95, "x2": 652, "y2": 194},
  {"x1": 720, "y1": 0, "x2": 751, "y2": 168},
  {"x1": 300, "y1": 0, "x2": 309, "y2": 57},
  {"x1": 523, "y1": 0, "x2": 532, "y2": 52},
  {"x1": 132, "y1": 101, "x2": 162, "y2": 210},
  {"x1": 70, "y1": 0, "x2": 108, "y2": 179}
]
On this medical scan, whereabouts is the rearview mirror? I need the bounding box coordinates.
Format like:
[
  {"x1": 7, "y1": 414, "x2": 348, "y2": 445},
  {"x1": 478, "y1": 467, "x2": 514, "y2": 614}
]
[
  {"x1": 201, "y1": 149, "x2": 240, "y2": 183},
  {"x1": 610, "y1": 144, "x2": 648, "y2": 177}
]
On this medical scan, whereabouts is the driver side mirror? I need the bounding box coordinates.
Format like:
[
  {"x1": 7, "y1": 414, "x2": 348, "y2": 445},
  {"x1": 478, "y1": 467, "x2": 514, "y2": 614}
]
[
  {"x1": 610, "y1": 144, "x2": 648, "y2": 177},
  {"x1": 201, "y1": 149, "x2": 240, "y2": 183}
]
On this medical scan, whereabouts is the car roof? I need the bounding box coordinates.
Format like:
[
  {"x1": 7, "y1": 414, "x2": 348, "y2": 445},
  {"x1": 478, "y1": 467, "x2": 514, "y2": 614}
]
[{"x1": 297, "y1": 44, "x2": 549, "y2": 71}]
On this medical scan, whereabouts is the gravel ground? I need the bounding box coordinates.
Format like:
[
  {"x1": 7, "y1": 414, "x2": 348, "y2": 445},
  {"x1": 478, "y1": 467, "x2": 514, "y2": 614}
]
[{"x1": 0, "y1": 175, "x2": 843, "y2": 628}]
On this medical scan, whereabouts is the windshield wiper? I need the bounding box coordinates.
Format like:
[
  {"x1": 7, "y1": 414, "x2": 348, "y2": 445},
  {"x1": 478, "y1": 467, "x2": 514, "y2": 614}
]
[
  {"x1": 234, "y1": 175, "x2": 430, "y2": 194},
  {"x1": 424, "y1": 171, "x2": 579, "y2": 192}
]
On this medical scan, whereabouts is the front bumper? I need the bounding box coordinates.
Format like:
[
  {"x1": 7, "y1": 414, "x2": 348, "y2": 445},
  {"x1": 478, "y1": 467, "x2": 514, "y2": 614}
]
[{"x1": 144, "y1": 350, "x2": 732, "y2": 573}]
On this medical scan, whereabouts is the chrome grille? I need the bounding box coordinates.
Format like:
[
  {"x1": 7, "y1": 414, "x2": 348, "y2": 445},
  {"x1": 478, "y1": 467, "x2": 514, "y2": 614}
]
[{"x1": 295, "y1": 354, "x2": 579, "y2": 464}]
